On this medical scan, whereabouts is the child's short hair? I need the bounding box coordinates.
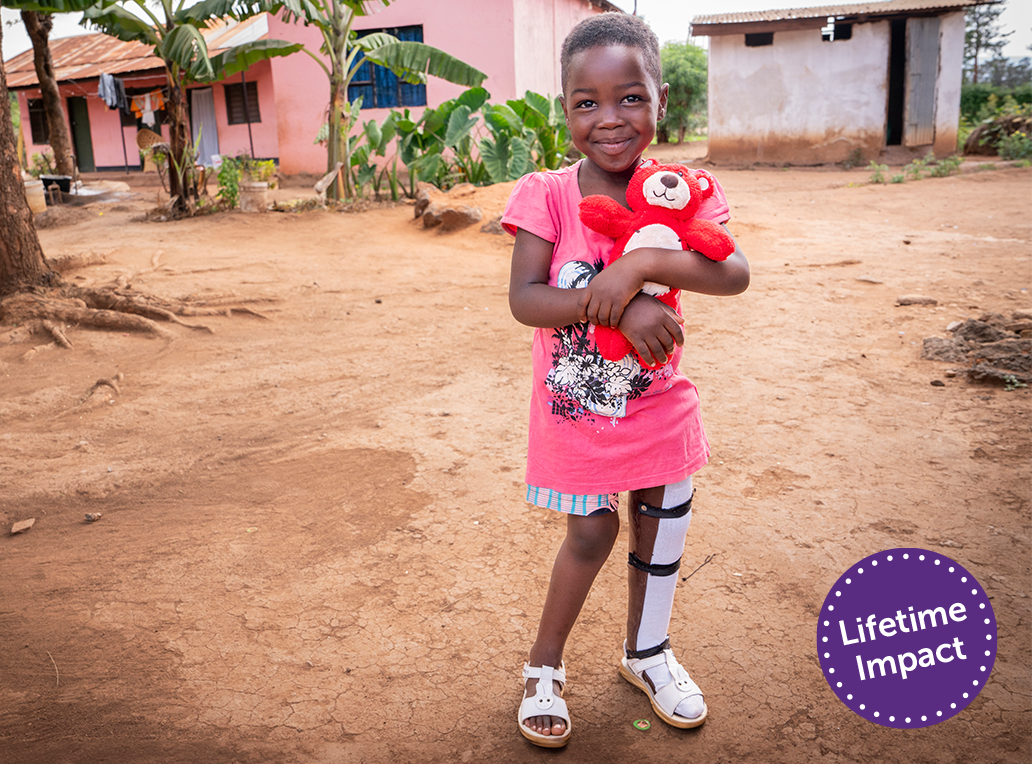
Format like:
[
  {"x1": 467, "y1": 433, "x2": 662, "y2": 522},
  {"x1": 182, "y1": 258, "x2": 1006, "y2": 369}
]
[{"x1": 560, "y1": 12, "x2": 661, "y2": 92}]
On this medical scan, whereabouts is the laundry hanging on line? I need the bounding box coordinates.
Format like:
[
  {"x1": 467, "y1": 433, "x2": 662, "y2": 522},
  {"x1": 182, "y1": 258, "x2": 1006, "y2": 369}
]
[
  {"x1": 97, "y1": 73, "x2": 129, "y2": 114},
  {"x1": 130, "y1": 91, "x2": 167, "y2": 126}
]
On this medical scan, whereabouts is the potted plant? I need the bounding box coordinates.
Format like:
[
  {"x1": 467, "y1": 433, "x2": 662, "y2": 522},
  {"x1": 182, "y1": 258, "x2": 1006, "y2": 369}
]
[{"x1": 237, "y1": 155, "x2": 277, "y2": 212}]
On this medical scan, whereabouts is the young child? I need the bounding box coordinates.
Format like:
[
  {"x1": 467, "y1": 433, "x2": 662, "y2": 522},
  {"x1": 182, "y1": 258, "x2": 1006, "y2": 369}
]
[{"x1": 501, "y1": 12, "x2": 750, "y2": 748}]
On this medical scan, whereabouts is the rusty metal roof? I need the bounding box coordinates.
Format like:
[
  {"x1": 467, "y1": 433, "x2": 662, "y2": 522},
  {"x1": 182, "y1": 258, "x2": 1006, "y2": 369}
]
[
  {"x1": 4, "y1": 14, "x2": 269, "y2": 89},
  {"x1": 693, "y1": 0, "x2": 997, "y2": 29}
]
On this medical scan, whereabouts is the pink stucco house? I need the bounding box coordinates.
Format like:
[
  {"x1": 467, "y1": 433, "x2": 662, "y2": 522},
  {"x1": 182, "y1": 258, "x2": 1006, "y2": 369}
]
[{"x1": 5, "y1": 0, "x2": 620, "y2": 176}]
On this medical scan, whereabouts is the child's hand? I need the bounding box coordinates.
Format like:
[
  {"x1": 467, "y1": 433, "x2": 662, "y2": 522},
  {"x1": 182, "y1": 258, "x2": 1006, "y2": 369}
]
[
  {"x1": 581, "y1": 257, "x2": 644, "y2": 327},
  {"x1": 617, "y1": 293, "x2": 685, "y2": 367}
]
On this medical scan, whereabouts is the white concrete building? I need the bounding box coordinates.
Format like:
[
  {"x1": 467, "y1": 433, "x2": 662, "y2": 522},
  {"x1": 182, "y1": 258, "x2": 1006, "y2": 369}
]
[{"x1": 691, "y1": 0, "x2": 999, "y2": 165}]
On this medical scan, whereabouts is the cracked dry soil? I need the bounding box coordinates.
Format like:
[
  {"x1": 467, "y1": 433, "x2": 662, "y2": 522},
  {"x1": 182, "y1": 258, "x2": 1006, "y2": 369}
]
[{"x1": 1, "y1": 151, "x2": 1029, "y2": 763}]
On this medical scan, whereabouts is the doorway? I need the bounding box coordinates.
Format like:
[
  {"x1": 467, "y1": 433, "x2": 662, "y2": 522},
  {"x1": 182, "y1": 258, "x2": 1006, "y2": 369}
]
[
  {"x1": 66, "y1": 96, "x2": 95, "y2": 172},
  {"x1": 885, "y1": 17, "x2": 940, "y2": 148}
]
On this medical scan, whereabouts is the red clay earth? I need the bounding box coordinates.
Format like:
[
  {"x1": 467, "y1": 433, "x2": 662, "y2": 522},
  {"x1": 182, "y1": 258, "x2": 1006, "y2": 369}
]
[{"x1": 1, "y1": 144, "x2": 1029, "y2": 763}]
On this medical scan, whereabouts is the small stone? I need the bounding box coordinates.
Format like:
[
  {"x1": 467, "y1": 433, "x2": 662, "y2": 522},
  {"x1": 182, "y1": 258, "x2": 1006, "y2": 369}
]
[
  {"x1": 85, "y1": 513, "x2": 102, "y2": 523},
  {"x1": 896, "y1": 295, "x2": 938, "y2": 306},
  {"x1": 930, "y1": 380, "x2": 945, "y2": 387},
  {"x1": 946, "y1": 321, "x2": 962, "y2": 332},
  {"x1": 11, "y1": 518, "x2": 35, "y2": 534}
]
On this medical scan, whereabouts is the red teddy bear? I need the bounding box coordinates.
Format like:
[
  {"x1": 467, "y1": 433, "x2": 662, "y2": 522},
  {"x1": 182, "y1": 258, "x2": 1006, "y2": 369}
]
[{"x1": 578, "y1": 159, "x2": 735, "y2": 368}]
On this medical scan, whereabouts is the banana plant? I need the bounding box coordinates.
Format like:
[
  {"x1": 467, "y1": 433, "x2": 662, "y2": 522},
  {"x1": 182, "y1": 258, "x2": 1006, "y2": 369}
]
[
  {"x1": 76, "y1": 0, "x2": 302, "y2": 216},
  {"x1": 277, "y1": 0, "x2": 486, "y2": 199},
  {"x1": 4, "y1": 0, "x2": 304, "y2": 216}
]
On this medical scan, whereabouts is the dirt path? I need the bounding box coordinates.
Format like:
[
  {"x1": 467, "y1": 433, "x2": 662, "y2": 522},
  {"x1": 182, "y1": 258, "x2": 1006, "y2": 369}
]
[{"x1": 1, "y1": 150, "x2": 1029, "y2": 763}]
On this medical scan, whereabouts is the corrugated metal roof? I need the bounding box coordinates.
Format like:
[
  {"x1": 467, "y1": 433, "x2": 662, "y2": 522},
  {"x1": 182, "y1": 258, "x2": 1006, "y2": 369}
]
[
  {"x1": 4, "y1": 14, "x2": 269, "y2": 89},
  {"x1": 693, "y1": 0, "x2": 994, "y2": 27}
]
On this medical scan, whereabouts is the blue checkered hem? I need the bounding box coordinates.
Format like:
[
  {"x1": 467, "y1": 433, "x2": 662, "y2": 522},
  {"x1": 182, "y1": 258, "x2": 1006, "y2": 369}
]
[{"x1": 526, "y1": 485, "x2": 619, "y2": 516}]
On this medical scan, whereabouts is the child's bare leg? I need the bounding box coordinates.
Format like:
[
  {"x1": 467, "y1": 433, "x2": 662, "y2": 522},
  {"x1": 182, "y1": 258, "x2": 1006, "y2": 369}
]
[
  {"x1": 524, "y1": 510, "x2": 620, "y2": 736},
  {"x1": 625, "y1": 478, "x2": 704, "y2": 720}
]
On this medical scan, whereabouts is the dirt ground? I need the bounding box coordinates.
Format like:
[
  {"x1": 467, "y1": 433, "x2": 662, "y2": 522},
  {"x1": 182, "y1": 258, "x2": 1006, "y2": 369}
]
[{"x1": 1, "y1": 143, "x2": 1030, "y2": 764}]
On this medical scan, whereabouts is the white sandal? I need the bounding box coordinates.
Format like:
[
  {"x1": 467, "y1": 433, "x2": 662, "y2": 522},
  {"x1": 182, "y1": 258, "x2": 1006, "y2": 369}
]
[
  {"x1": 619, "y1": 639, "x2": 707, "y2": 729},
  {"x1": 518, "y1": 662, "x2": 572, "y2": 748}
]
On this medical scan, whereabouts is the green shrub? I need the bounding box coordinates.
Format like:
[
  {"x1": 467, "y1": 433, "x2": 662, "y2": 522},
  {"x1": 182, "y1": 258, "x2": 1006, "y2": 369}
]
[{"x1": 997, "y1": 130, "x2": 1032, "y2": 160}]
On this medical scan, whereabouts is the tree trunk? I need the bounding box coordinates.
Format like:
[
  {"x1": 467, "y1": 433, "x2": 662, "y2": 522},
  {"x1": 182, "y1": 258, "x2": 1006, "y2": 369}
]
[
  {"x1": 163, "y1": 66, "x2": 193, "y2": 216},
  {"x1": 0, "y1": 22, "x2": 54, "y2": 297},
  {"x1": 20, "y1": 11, "x2": 75, "y2": 177}
]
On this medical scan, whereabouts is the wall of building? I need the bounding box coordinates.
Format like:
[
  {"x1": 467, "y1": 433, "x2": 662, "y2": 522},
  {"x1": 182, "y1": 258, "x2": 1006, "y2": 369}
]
[
  {"x1": 933, "y1": 10, "x2": 965, "y2": 157},
  {"x1": 206, "y1": 59, "x2": 280, "y2": 163},
  {"x1": 707, "y1": 22, "x2": 891, "y2": 164},
  {"x1": 513, "y1": 0, "x2": 604, "y2": 100}
]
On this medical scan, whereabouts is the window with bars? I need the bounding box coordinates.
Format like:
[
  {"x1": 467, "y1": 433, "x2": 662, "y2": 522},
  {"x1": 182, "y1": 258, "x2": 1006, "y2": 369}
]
[
  {"x1": 27, "y1": 99, "x2": 48, "y2": 144},
  {"x1": 225, "y1": 82, "x2": 261, "y2": 125},
  {"x1": 347, "y1": 25, "x2": 428, "y2": 109}
]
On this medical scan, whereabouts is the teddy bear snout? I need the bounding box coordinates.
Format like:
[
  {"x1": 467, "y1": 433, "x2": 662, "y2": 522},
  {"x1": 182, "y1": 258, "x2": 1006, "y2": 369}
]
[{"x1": 660, "y1": 173, "x2": 679, "y2": 189}]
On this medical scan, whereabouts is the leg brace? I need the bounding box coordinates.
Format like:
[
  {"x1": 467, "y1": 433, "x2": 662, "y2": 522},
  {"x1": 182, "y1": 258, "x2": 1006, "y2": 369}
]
[{"x1": 628, "y1": 478, "x2": 694, "y2": 653}]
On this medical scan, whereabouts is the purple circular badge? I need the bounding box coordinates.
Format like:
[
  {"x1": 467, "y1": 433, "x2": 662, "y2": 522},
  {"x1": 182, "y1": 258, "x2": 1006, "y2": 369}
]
[{"x1": 817, "y1": 548, "x2": 996, "y2": 728}]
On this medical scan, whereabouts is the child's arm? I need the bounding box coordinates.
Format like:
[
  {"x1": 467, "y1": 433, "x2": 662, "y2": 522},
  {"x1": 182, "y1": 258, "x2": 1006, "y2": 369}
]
[
  {"x1": 509, "y1": 227, "x2": 686, "y2": 366},
  {"x1": 583, "y1": 228, "x2": 750, "y2": 327},
  {"x1": 508, "y1": 228, "x2": 589, "y2": 328}
]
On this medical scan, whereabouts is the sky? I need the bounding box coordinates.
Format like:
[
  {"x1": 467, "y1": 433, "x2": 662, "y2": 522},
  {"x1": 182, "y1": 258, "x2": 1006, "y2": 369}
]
[{"x1": 3, "y1": 0, "x2": 1031, "y2": 62}]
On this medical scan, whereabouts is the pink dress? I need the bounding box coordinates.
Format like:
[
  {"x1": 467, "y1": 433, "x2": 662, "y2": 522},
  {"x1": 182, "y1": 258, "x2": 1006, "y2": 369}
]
[{"x1": 501, "y1": 160, "x2": 731, "y2": 495}]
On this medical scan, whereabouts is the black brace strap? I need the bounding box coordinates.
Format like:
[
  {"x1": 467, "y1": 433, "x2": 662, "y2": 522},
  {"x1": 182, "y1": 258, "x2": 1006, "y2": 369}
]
[
  {"x1": 637, "y1": 491, "x2": 694, "y2": 518},
  {"x1": 626, "y1": 637, "x2": 671, "y2": 660},
  {"x1": 628, "y1": 551, "x2": 682, "y2": 577}
]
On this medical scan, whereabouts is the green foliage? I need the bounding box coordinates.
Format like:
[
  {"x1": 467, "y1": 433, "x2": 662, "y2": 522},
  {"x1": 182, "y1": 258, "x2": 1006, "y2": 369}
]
[
  {"x1": 968, "y1": 93, "x2": 1032, "y2": 154},
  {"x1": 961, "y1": 82, "x2": 1032, "y2": 123},
  {"x1": 997, "y1": 130, "x2": 1032, "y2": 160},
  {"x1": 1004, "y1": 374, "x2": 1028, "y2": 392},
  {"x1": 216, "y1": 156, "x2": 241, "y2": 208},
  {"x1": 657, "y1": 42, "x2": 707, "y2": 143},
  {"x1": 215, "y1": 153, "x2": 278, "y2": 207},
  {"x1": 347, "y1": 88, "x2": 573, "y2": 199},
  {"x1": 28, "y1": 149, "x2": 56, "y2": 178},
  {"x1": 870, "y1": 153, "x2": 964, "y2": 185},
  {"x1": 867, "y1": 161, "x2": 889, "y2": 184}
]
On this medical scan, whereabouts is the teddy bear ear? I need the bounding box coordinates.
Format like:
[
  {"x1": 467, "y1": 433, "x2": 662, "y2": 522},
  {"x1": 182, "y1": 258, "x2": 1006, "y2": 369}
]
[{"x1": 639, "y1": 158, "x2": 657, "y2": 169}]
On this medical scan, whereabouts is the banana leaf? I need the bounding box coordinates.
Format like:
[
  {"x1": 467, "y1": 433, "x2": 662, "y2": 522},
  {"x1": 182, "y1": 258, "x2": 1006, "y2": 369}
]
[
  {"x1": 81, "y1": 4, "x2": 159, "y2": 45},
  {"x1": 158, "y1": 24, "x2": 214, "y2": 79},
  {"x1": 206, "y1": 39, "x2": 304, "y2": 80},
  {"x1": 363, "y1": 41, "x2": 486, "y2": 89}
]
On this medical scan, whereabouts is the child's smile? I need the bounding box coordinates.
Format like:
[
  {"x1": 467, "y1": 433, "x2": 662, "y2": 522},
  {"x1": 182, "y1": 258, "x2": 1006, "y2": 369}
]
[{"x1": 560, "y1": 45, "x2": 668, "y2": 181}]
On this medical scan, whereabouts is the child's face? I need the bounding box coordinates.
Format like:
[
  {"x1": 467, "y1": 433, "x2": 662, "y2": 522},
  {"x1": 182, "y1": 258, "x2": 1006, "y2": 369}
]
[{"x1": 560, "y1": 44, "x2": 668, "y2": 177}]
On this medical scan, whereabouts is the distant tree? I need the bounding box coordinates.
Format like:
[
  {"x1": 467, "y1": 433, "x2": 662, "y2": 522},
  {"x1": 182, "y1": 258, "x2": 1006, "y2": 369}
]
[
  {"x1": 965, "y1": 3, "x2": 1014, "y2": 83},
  {"x1": 19, "y1": 10, "x2": 75, "y2": 176},
  {"x1": 657, "y1": 41, "x2": 706, "y2": 144},
  {"x1": 985, "y1": 55, "x2": 1031, "y2": 88}
]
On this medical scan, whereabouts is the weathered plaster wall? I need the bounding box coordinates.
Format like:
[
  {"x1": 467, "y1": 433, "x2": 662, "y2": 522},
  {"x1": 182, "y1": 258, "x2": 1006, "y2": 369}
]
[
  {"x1": 933, "y1": 10, "x2": 965, "y2": 157},
  {"x1": 514, "y1": 0, "x2": 604, "y2": 100},
  {"x1": 708, "y1": 22, "x2": 890, "y2": 164}
]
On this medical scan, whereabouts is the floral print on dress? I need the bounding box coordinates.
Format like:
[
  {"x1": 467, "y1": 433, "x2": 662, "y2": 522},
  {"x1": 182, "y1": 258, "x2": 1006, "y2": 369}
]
[{"x1": 546, "y1": 322, "x2": 656, "y2": 421}]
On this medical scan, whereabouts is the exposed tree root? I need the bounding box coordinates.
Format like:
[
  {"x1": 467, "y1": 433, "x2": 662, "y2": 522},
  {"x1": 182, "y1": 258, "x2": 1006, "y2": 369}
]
[
  {"x1": 1, "y1": 277, "x2": 279, "y2": 354},
  {"x1": 45, "y1": 252, "x2": 108, "y2": 274}
]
